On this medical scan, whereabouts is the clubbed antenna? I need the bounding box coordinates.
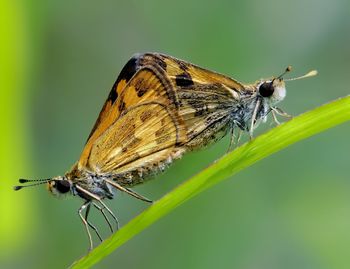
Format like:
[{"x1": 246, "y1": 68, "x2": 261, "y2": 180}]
[
  {"x1": 284, "y1": 69, "x2": 318, "y2": 81},
  {"x1": 13, "y1": 178, "x2": 51, "y2": 191},
  {"x1": 277, "y1": 65, "x2": 293, "y2": 80}
]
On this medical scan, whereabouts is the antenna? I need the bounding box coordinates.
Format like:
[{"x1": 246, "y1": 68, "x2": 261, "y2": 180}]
[
  {"x1": 284, "y1": 69, "x2": 318, "y2": 81},
  {"x1": 13, "y1": 178, "x2": 51, "y2": 191},
  {"x1": 277, "y1": 65, "x2": 292, "y2": 79}
]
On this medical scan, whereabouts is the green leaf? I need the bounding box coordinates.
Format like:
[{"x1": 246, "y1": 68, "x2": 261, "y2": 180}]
[{"x1": 71, "y1": 95, "x2": 350, "y2": 269}]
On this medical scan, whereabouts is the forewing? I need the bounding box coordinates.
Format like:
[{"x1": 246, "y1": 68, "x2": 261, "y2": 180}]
[
  {"x1": 79, "y1": 65, "x2": 185, "y2": 168},
  {"x1": 137, "y1": 53, "x2": 246, "y2": 145},
  {"x1": 87, "y1": 103, "x2": 184, "y2": 180},
  {"x1": 85, "y1": 56, "x2": 140, "y2": 144},
  {"x1": 80, "y1": 52, "x2": 248, "y2": 170}
]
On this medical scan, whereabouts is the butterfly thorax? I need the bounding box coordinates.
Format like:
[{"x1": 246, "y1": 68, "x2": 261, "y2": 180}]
[
  {"x1": 231, "y1": 79, "x2": 286, "y2": 131},
  {"x1": 230, "y1": 87, "x2": 268, "y2": 131},
  {"x1": 65, "y1": 166, "x2": 115, "y2": 200}
]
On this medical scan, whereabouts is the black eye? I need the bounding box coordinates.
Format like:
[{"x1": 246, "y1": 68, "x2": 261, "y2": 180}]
[
  {"x1": 259, "y1": 82, "x2": 274, "y2": 97},
  {"x1": 55, "y1": 180, "x2": 71, "y2": 193}
]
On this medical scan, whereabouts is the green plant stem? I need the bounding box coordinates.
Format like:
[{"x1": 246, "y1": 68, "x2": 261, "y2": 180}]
[{"x1": 71, "y1": 95, "x2": 350, "y2": 269}]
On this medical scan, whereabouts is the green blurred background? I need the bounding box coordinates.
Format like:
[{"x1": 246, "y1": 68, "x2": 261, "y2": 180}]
[{"x1": 1, "y1": 0, "x2": 350, "y2": 268}]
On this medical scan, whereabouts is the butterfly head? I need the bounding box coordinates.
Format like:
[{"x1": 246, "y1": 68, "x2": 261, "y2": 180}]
[
  {"x1": 14, "y1": 176, "x2": 73, "y2": 198},
  {"x1": 47, "y1": 176, "x2": 73, "y2": 197},
  {"x1": 258, "y1": 78, "x2": 286, "y2": 104},
  {"x1": 257, "y1": 66, "x2": 317, "y2": 104}
]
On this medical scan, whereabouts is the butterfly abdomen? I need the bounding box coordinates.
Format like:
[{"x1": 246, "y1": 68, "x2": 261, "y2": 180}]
[{"x1": 108, "y1": 147, "x2": 185, "y2": 187}]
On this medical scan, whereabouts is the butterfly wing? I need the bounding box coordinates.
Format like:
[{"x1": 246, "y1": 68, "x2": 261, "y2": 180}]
[
  {"x1": 84, "y1": 56, "x2": 140, "y2": 144},
  {"x1": 79, "y1": 52, "x2": 249, "y2": 175},
  {"x1": 79, "y1": 66, "x2": 186, "y2": 170},
  {"x1": 136, "y1": 53, "x2": 249, "y2": 148},
  {"x1": 87, "y1": 102, "x2": 185, "y2": 186}
]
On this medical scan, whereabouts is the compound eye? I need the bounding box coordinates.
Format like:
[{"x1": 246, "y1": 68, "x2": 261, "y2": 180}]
[
  {"x1": 54, "y1": 180, "x2": 71, "y2": 194},
  {"x1": 259, "y1": 82, "x2": 275, "y2": 97}
]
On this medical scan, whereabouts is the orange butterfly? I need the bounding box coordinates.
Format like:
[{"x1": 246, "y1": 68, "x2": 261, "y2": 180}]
[
  {"x1": 14, "y1": 53, "x2": 316, "y2": 250},
  {"x1": 15, "y1": 63, "x2": 189, "y2": 250},
  {"x1": 103, "y1": 53, "x2": 316, "y2": 149}
]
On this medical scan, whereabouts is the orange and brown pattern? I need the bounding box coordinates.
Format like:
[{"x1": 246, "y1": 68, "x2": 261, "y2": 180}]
[
  {"x1": 16, "y1": 52, "x2": 315, "y2": 251},
  {"x1": 75, "y1": 52, "x2": 293, "y2": 188},
  {"x1": 100, "y1": 53, "x2": 288, "y2": 152}
]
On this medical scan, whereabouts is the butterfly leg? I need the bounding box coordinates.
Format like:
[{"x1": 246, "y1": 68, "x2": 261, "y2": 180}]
[
  {"x1": 227, "y1": 125, "x2": 239, "y2": 153},
  {"x1": 78, "y1": 201, "x2": 94, "y2": 251},
  {"x1": 85, "y1": 203, "x2": 103, "y2": 242},
  {"x1": 270, "y1": 106, "x2": 292, "y2": 126},
  {"x1": 271, "y1": 109, "x2": 281, "y2": 125},
  {"x1": 236, "y1": 129, "x2": 243, "y2": 145},
  {"x1": 97, "y1": 199, "x2": 120, "y2": 231},
  {"x1": 227, "y1": 124, "x2": 244, "y2": 153},
  {"x1": 249, "y1": 99, "x2": 261, "y2": 139},
  {"x1": 92, "y1": 201, "x2": 118, "y2": 233},
  {"x1": 75, "y1": 185, "x2": 119, "y2": 241},
  {"x1": 271, "y1": 106, "x2": 292, "y2": 118},
  {"x1": 227, "y1": 127, "x2": 235, "y2": 153},
  {"x1": 105, "y1": 179, "x2": 153, "y2": 203}
]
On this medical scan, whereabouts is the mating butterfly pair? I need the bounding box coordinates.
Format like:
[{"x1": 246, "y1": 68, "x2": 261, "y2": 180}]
[{"x1": 14, "y1": 53, "x2": 316, "y2": 250}]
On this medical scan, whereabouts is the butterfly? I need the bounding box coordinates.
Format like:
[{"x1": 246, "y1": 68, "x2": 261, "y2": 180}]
[
  {"x1": 14, "y1": 52, "x2": 316, "y2": 251},
  {"x1": 103, "y1": 53, "x2": 316, "y2": 149}
]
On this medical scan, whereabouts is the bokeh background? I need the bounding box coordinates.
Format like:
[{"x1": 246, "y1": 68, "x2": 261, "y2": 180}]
[{"x1": 1, "y1": 0, "x2": 350, "y2": 268}]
